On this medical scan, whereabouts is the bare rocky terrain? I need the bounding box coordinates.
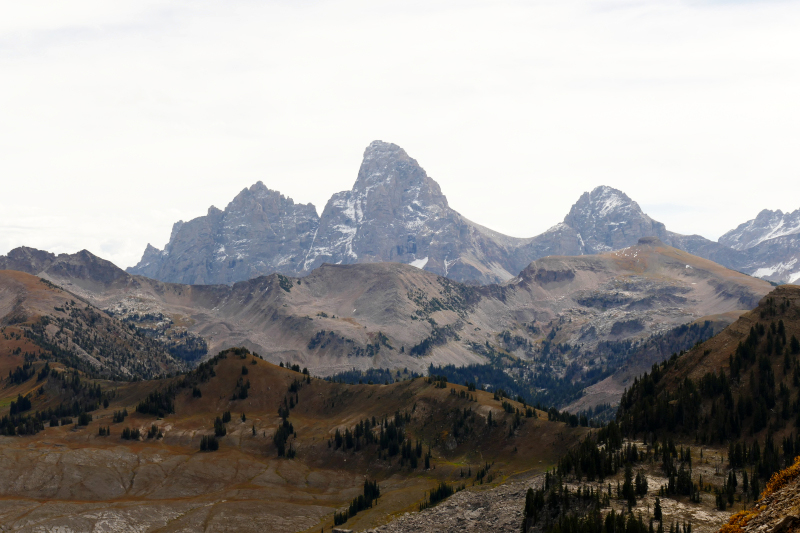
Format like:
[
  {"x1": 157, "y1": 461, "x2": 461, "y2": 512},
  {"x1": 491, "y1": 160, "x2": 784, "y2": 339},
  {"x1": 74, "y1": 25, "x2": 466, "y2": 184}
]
[
  {"x1": 368, "y1": 443, "x2": 737, "y2": 533},
  {"x1": 366, "y1": 473, "x2": 538, "y2": 533},
  {"x1": 1, "y1": 239, "x2": 771, "y2": 388},
  {"x1": 719, "y1": 208, "x2": 800, "y2": 285},
  {"x1": 125, "y1": 141, "x2": 800, "y2": 287}
]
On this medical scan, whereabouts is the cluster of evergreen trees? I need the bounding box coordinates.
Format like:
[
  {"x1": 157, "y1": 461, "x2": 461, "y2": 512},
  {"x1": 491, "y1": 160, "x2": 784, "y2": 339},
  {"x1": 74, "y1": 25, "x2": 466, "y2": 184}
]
[
  {"x1": 620, "y1": 304, "x2": 799, "y2": 438},
  {"x1": 273, "y1": 377, "x2": 301, "y2": 458},
  {"x1": 9, "y1": 393, "x2": 32, "y2": 415},
  {"x1": 121, "y1": 427, "x2": 141, "y2": 440},
  {"x1": 214, "y1": 411, "x2": 231, "y2": 437},
  {"x1": 136, "y1": 389, "x2": 176, "y2": 417},
  {"x1": 618, "y1": 298, "x2": 800, "y2": 491},
  {"x1": 200, "y1": 435, "x2": 219, "y2": 451},
  {"x1": 1, "y1": 369, "x2": 112, "y2": 436},
  {"x1": 274, "y1": 419, "x2": 295, "y2": 457},
  {"x1": 521, "y1": 468, "x2": 689, "y2": 533},
  {"x1": 325, "y1": 366, "x2": 419, "y2": 385},
  {"x1": 418, "y1": 481, "x2": 464, "y2": 511},
  {"x1": 8, "y1": 361, "x2": 35, "y2": 384},
  {"x1": 450, "y1": 387, "x2": 478, "y2": 402},
  {"x1": 333, "y1": 479, "x2": 381, "y2": 525},
  {"x1": 232, "y1": 376, "x2": 250, "y2": 400},
  {"x1": 330, "y1": 411, "x2": 423, "y2": 465},
  {"x1": 450, "y1": 406, "x2": 479, "y2": 442}
]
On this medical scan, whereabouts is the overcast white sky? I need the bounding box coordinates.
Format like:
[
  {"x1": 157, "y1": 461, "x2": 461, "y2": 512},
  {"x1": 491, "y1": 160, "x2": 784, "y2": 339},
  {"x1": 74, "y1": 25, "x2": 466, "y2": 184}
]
[{"x1": 1, "y1": 0, "x2": 799, "y2": 269}]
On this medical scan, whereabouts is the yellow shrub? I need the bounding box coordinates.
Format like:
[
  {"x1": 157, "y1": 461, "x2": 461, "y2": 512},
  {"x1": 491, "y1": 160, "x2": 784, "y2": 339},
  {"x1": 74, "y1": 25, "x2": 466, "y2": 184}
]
[{"x1": 719, "y1": 455, "x2": 800, "y2": 533}]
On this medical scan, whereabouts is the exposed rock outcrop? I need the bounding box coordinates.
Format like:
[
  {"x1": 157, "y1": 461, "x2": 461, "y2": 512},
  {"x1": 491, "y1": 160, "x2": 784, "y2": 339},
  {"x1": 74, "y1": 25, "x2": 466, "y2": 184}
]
[
  {"x1": 128, "y1": 182, "x2": 319, "y2": 285},
  {"x1": 125, "y1": 141, "x2": 800, "y2": 286}
]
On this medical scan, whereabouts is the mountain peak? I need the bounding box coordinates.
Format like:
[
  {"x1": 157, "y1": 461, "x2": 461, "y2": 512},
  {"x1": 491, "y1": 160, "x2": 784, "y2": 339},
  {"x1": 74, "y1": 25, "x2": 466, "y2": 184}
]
[
  {"x1": 353, "y1": 140, "x2": 430, "y2": 194},
  {"x1": 363, "y1": 140, "x2": 407, "y2": 160},
  {"x1": 0, "y1": 246, "x2": 57, "y2": 275},
  {"x1": 719, "y1": 207, "x2": 800, "y2": 251},
  {"x1": 127, "y1": 179, "x2": 320, "y2": 284},
  {"x1": 568, "y1": 186, "x2": 639, "y2": 221},
  {"x1": 557, "y1": 185, "x2": 666, "y2": 255}
]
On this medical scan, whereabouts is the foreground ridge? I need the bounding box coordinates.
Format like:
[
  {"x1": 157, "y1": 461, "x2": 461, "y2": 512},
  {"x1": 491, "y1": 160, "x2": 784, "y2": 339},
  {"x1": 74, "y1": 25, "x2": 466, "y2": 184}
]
[{"x1": 720, "y1": 455, "x2": 800, "y2": 532}]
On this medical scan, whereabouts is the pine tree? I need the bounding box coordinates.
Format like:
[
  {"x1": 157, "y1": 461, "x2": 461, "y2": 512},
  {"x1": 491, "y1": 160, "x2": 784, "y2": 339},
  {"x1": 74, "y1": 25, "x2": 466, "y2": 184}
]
[{"x1": 623, "y1": 464, "x2": 636, "y2": 510}]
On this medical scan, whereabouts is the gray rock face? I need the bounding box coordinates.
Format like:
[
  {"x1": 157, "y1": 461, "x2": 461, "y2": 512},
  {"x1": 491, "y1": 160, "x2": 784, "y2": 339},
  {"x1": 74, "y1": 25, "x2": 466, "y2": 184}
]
[
  {"x1": 301, "y1": 141, "x2": 522, "y2": 283},
  {"x1": 0, "y1": 246, "x2": 57, "y2": 273},
  {"x1": 510, "y1": 187, "x2": 671, "y2": 268},
  {"x1": 738, "y1": 233, "x2": 800, "y2": 284},
  {"x1": 561, "y1": 186, "x2": 669, "y2": 253},
  {"x1": 716, "y1": 209, "x2": 800, "y2": 284},
  {"x1": 720, "y1": 208, "x2": 800, "y2": 251},
  {"x1": 126, "y1": 141, "x2": 800, "y2": 286},
  {"x1": 368, "y1": 474, "x2": 537, "y2": 533},
  {"x1": 128, "y1": 182, "x2": 319, "y2": 285}
]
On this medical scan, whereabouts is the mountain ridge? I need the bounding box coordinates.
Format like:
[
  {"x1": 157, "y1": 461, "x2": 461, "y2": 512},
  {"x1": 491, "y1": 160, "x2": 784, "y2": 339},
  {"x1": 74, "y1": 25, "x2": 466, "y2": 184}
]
[
  {"x1": 0, "y1": 242, "x2": 772, "y2": 407},
  {"x1": 126, "y1": 141, "x2": 800, "y2": 287}
]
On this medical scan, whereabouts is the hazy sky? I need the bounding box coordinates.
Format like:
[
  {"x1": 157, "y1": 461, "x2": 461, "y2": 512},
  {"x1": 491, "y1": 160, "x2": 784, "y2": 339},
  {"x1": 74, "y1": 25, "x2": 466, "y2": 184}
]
[{"x1": 1, "y1": 0, "x2": 799, "y2": 269}]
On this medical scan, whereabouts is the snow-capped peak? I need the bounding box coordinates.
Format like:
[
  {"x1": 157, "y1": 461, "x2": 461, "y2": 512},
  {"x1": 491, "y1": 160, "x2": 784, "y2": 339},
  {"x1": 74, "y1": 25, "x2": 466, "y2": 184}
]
[{"x1": 719, "y1": 208, "x2": 800, "y2": 251}]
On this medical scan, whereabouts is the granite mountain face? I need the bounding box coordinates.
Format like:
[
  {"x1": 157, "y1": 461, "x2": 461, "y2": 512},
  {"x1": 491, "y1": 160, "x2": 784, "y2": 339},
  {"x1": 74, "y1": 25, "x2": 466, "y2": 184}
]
[
  {"x1": 508, "y1": 186, "x2": 673, "y2": 267},
  {"x1": 129, "y1": 182, "x2": 319, "y2": 285},
  {"x1": 129, "y1": 143, "x2": 680, "y2": 285},
  {"x1": 299, "y1": 140, "x2": 525, "y2": 283},
  {"x1": 130, "y1": 141, "x2": 528, "y2": 284},
  {"x1": 128, "y1": 141, "x2": 800, "y2": 286}
]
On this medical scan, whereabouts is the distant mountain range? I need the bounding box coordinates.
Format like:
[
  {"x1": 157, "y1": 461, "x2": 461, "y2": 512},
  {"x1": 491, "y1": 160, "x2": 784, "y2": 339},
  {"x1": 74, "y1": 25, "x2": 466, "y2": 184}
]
[{"x1": 127, "y1": 141, "x2": 800, "y2": 286}]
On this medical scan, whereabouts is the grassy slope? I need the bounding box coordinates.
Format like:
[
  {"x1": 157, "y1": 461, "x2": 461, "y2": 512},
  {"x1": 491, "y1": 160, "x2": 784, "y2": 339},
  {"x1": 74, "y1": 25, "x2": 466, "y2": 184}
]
[{"x1": 0, "y1": 349, "x2": 588, "y2": 532}]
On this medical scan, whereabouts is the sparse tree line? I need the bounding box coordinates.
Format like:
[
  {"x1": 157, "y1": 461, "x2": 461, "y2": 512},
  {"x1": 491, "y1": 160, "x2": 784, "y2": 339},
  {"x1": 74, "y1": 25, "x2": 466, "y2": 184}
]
[
  {"x1": 1, "y1": 369, "x2": 114, "y2": 436},
  {"x1": 617, "y1": 298, "x2": 800, "y2": 499},
  {"x1": 418, "y1": 481, "x2": 464, "y2": 511},
  {"x1": 325, "y1": 366, "x2": 420, "y2": 386},
  {"x1": 333, "y1": 479, "x2": 381, "y2": 526},
  {"x1": 524, "y1": 427, "x2": 692, "y2": 533},
  {"x1": 328, "y1": 410, "x2": 431, "y2": 467}
]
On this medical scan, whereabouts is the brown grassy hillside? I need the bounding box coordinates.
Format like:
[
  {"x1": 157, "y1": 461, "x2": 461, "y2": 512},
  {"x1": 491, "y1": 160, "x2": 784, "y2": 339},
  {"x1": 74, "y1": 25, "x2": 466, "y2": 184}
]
[
  {"x1": 0, "y1": 270, "x2": 184, "y2": 380},
  {"x1": 0, "y1": 347, "x2": 587, "y2": 532}
]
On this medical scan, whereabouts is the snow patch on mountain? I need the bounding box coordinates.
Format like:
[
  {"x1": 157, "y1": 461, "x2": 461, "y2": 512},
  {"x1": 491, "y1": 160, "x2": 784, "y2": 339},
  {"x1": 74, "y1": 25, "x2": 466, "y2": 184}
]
[
  {"x1": 720, "y1": 209, "x2": 800, "y2": 251},
  {"x1": 752, "y1": 258, "x2": 798, "y2": 278},
  {"x1": 410, "y1": 257, "x2": 429, "y2": 269},
  {"x1": 595, "y1": 187, "x2": 627, "y2": 217}
]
